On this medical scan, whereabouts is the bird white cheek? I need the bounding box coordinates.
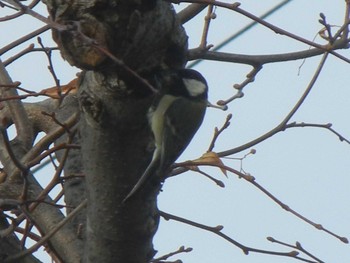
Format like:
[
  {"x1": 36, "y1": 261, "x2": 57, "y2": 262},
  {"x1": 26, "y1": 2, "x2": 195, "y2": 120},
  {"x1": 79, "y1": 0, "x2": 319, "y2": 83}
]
[{"x1": 183, "y1": 78, "x2": 207, "y2": 97}]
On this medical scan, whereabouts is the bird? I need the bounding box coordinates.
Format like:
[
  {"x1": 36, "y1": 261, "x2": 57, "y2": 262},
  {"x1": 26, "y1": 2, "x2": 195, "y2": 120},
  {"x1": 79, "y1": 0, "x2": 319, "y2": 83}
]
[{"x1": 123, "y1": 68, "x2": 208, "y2": 202}]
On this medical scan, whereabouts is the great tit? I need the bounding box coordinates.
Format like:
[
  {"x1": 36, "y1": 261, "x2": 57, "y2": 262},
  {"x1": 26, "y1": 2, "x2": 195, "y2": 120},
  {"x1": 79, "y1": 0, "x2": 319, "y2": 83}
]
[{"x1": 123, "y1": 68, "x2": 208, "y2": 202}]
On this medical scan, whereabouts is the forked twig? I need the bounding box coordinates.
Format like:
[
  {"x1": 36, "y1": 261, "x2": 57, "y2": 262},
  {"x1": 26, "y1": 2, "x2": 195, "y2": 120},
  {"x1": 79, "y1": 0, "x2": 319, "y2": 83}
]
[
  {"x1": 268, "y1": 237, "x2": 325, "y2": 263},
  {"x1": 152, "y1": 246, "x2": 193, "y2": 262},
  {"x1": 175, "y1": 0, "x2": 350, "y2": 63},
  {"x1": 219, "y1": 52, "x2": 330, "y2": 157},
  {"x1": 176, "y1": 160, "x2": 348, "y2": 244},
  {"x1": 159, "y1": 210, "x2": 299, "y2": 259},
  {"x1": 207, "y1": 113, "x2": 232, "y2": 152}
]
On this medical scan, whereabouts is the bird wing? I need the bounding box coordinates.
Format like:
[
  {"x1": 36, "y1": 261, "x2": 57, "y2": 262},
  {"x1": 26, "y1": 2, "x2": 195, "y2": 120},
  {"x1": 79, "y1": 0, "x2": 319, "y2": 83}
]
[
  {"x1": 123, "y1": 97, "x2": 206, "y2": 203},
  {"x1": 159, "y1": 97, "x2": 206, "y2": 175}
]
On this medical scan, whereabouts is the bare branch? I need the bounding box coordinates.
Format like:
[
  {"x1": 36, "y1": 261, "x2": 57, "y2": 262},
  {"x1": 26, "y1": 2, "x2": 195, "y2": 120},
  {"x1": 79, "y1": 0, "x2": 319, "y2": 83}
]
[
  {"x1": 268, "y1": 237, "x2": 325, "y2": 263},
  {"x1": 0, "y1": 59, "x2": 34, "y2": 151},
  {"x1": 176, "y1": 160, "x2": 349, "y2": 244},
  {"x1": 207, "y1": 113, "x2": 232, "y2": 152},
  {"x1": 4, "y1": 199, "x2": 87, "y2": 263},
  {"x1": 188, "y1": 43, "x2": 349, "y2": 66},
  {"x1": 178, "y1": 0, "x2": 350, "y2": 59},
  {"x1": 177, "y1": 3, "x2": 207, "y2": 24},
  {"x1": 37, "y1": 37, "x2": 62, "y2": 102},
  {"x1": 4, "y1": 46, "x2": 59, "y2": 66},
  {"x1": 2, "y1": 0, "x2": 63, "y2": 29},
  {"x1": 285, "y1": 122, "x2": 350, "y2": 145},
  {"x1": 152, "y1": 246, "x2": 193, "y2": 262},
  {"x1": 218, "y1": 52, "x2": 329, "y2": 156},
  {"x1": 216, "y1": 66, "x2": 261, "y2": 107},
  {"x1": 0, "y1": 25, "x2": 50, "y2": 56},
  {"x1": 199, "y1": 4, "x2": 215, "y2": 49},
  {"x1": 188, "y1": 0, "x2": 293, "y2": 68},
  {"x1": 0, "y1": 0, "x2": 40, "y2": 22},
  {"x1": 9, "y1": 112, "x2": 78, "y2": 180},
  {"x1": 159, "y1": 210, "x2": 300, "y2": 259}
]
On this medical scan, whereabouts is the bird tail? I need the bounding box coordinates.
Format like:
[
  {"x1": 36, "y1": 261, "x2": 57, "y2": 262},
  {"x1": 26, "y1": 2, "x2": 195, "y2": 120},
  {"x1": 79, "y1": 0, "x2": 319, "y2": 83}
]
[{"x1": 122, "y1": 152, "x2": 160, "y2": 203}]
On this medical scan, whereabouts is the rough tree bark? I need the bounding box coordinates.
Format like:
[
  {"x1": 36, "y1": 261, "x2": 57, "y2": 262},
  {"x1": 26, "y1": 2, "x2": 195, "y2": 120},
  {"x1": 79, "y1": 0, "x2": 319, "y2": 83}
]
[{"x1": 42, "y1": 0, "x2": 188, "y2": 262}]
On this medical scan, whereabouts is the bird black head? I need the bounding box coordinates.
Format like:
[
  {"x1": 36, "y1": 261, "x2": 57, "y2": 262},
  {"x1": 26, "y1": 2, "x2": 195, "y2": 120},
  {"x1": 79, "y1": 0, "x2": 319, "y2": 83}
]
[
  {"x1": 178, "y1": 69, "x2": 208, "y2": 100},
  {"x1": 155, "y1": 69, "x2": 208, "y2": 100}
]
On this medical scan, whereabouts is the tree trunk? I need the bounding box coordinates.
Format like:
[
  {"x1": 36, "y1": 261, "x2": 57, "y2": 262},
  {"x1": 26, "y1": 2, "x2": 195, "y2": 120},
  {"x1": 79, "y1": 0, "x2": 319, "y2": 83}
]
[{"x1": 42, "y1": 0, "x2": 188, "y2": 261}]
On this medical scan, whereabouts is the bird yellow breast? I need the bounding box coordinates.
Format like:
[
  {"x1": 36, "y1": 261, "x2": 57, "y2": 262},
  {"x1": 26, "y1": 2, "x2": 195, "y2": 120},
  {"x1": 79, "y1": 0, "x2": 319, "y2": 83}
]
[{"x1": 150, "y1": 94, "x2": 177, "y2": 149}]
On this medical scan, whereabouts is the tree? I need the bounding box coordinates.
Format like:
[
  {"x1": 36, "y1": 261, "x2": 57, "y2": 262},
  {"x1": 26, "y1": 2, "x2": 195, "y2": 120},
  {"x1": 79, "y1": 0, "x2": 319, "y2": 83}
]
[{"x1": 0, "y1": 0, "x2": 349, "y2": 262}]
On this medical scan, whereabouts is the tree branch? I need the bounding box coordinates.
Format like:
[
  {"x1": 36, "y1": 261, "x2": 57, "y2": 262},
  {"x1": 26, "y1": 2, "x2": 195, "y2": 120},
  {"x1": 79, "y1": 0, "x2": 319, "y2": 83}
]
[
  {"x1": 218, "y1": 52, "x2": 329, "y2": 156},
  {"x1": 159, "y1": 210, "x2": 301, "y2": 260},
  {"x1": 4, "y1": 199, "x2": 87, "y2": 263},
  {"x1": 0, "y1": 60, "x2": 34, "y2": 157}
]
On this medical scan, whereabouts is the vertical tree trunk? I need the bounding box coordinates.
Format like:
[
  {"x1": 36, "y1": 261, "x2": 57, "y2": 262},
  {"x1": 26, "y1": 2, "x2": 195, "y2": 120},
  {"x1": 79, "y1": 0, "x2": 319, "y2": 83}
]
[{"x1": 42, "y1": 0, "x2": 188, "y2": 261}]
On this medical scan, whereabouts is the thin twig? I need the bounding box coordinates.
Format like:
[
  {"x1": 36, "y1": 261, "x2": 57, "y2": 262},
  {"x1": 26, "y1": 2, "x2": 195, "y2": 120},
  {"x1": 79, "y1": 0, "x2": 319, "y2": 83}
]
[
  {"x1": 0, "y1": 0, "x2": 40, "y2": 22},
  {"x1": 4, "y1": 46, "x2": 59, "y2": 66},
  {"x1": 3, "y1": 0, "x2": 65, "y2": 30},
  {"x1": 15, "y1": 226, "x2": 41, "y2": 242},
  {"x1": 189, "y1": 41, "x2": 349, "y2": 66},
  {"x1": 152, "y1": 246, "x2": 193, "y2": 262},
  {"x1": 223, "y1": 149, "x2": 256, "y2": 174},
  {"x1": 178, "y1": 3, "x2": 208, "y2": 24},
  {"x1": 218, "y1": 52, "x2": 329, "y2": 157},
  {"x1": 8, "y1": 113, "x2": 78, "y2": 181},
  {"x1": 176, "y1": 0, "x2": 350, "y2": 63},
  {"x1": 0, "y1": 81, "x2": 74, "y2": 101},
  {"x1": 3, "y1": 44, "x2": 34, "y2": 66},
  {"x1": 20, "y1": 220, "x2": 33, "y2": 250},
  {"x1": 188, "y1": 0, "x2": 293, "y2": 68},
  {"x1": 4, "y1": 199, "x2": 87, "y2": 263},
  {"x1": 200, "y1": 4, "x2": 214, "y2": 49},
  {"x1": 26, "y1": 143, "x2": 80, "y2": 169},
  {"x1": 159, "y1": 210, "x2": 299, "y2": 258},
  {"x1": 31, "y1": 158, "x2": 52, "y2": 174},
  {"x1": 217, "y1": 66, "x2": 261, "y2": 106},
  {"x1": 268, "y1": 237, "x2": 324, "y2": 263},
  {"x1": 41, "y1": 111, "x2": 75, "y2": 135},
  {"x1": 192, "y1": 167, "x2": 225, "y2": 187},
  {"x1": 0, "y1": 25, "x2": 50, "y2": 55},
  {"x1": 176, "y1": 160, "x2": 349, "y2": 244},
  {"x1": 285, "y1": 122, "x2": 350, "y2": 144},
  {"x1": 207, "y1": 113, "x2": 232, "y2": 152},
  {"x1": 37, "y1": 37, "x2": 62, "y2": 101},
  {"x1": 13, "y1": 130, "x2": 77, "y2": 230}
]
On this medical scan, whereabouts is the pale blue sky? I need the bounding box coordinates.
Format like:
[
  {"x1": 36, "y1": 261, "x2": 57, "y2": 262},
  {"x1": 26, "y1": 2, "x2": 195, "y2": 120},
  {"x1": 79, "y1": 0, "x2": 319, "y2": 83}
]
[{"x1": 1, "y1": 1, "x2": 349, "y2": 262}]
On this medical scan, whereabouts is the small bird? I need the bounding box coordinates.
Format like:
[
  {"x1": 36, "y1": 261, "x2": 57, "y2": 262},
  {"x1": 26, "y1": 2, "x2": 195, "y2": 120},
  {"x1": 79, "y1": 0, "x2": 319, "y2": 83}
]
[{"x1": 123, "y1": 68, "x2": 208, "y2": 202}]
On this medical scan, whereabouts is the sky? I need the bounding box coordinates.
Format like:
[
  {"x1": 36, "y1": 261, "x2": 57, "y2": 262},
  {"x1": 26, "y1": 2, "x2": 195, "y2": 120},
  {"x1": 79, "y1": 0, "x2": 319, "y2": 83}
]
[{"x1": 1, "y1": 1, "x2": 349, "y2": 263}]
